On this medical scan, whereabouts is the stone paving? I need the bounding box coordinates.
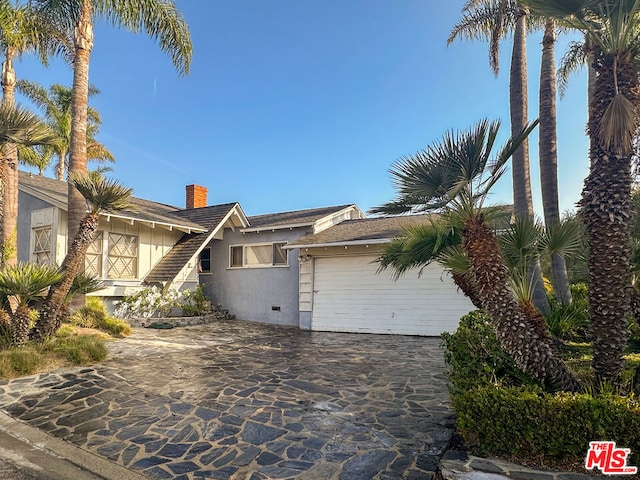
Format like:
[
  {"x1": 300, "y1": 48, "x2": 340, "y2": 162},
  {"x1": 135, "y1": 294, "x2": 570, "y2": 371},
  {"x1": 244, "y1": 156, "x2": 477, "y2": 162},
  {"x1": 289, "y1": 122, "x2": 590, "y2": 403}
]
[{"x1": 0, "y1": 320, "x2": 455, "y2": 479}]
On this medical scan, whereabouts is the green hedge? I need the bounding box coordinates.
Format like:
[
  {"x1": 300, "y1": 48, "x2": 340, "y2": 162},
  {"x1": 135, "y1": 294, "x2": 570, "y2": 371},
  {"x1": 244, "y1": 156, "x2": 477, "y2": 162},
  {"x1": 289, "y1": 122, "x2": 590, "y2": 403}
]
[{"x1": 453, "y1": 386, "x2": 640, "y2": 465}]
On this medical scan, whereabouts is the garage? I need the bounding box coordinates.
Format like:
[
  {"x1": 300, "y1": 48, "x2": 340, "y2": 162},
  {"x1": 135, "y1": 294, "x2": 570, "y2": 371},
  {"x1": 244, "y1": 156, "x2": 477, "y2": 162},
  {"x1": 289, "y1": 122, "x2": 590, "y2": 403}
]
[{"x1": 311, "y1": 254, "x2": 474, "y2": 336}]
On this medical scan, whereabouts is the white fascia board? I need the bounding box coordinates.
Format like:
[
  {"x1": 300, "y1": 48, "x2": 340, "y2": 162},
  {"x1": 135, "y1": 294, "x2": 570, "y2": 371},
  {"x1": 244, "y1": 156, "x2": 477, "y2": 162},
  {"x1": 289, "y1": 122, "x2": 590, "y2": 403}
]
[
  {"x1": 241, "y1": 221, "x2": 315, "y2": 233},
  {"x1": 284, "y1": 238, "x2": 390, "y2": 250},
  {"x1": 100, "y1": 212, "x2": 206, "y2": 234}
]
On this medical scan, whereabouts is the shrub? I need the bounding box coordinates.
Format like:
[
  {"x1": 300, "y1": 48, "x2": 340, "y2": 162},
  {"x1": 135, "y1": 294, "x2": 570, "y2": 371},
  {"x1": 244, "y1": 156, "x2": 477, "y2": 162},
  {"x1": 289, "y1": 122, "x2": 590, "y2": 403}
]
[
  {"x1": 180, "y1": 285, "x2": 211, "y2": 316},
  {"x1": 52, "y1": 335, "x2": 108, "y2": 364},
  {"x1": 8, "y1": 347, "x2": 43, "y2": 375},
  {"x1": 545, "y1": 283, "x2": 590, "y2": 342},
  {"x1": 114, "y1": 286, "x2": 180, "y2": 318},
  {"x1": 441, "y1": 311, "x2": 533, "y2": 390},
  {"x1": 71, "y1": 298, "x2": 131, "y2": 337},
  {"x1": 453, "y1": 385, "x2": 640, "y2": 467}
]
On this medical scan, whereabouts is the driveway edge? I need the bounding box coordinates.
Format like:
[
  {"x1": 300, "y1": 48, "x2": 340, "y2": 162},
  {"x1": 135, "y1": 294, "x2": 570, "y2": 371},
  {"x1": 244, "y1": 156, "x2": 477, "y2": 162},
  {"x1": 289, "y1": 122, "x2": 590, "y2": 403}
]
[{"x1": 0, "y1": 411, "x2": 149, "y2": 480}]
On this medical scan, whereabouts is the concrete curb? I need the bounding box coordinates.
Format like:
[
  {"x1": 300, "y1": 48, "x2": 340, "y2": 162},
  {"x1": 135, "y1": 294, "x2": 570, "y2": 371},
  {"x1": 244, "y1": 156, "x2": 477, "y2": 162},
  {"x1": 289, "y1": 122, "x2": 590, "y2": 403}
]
[{"x1": 0, "y1": 411, "x2": 148, "y2": 480}]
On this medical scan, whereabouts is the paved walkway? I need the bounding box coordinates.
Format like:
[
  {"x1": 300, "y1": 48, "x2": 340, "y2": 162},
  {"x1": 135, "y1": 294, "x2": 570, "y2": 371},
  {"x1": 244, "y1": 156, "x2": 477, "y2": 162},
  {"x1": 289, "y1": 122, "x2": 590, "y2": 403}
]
[{"x1": 0, "y1": 321, "x2": 454, "y2": 479}]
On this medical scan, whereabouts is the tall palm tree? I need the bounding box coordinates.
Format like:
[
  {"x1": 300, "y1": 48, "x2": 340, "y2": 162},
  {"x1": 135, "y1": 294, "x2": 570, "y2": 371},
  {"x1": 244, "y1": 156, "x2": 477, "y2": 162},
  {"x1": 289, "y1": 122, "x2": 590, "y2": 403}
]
[
  {"x1": 33, "y1": 0, "x2": 192, "y2": 243},
  {"x1": 0, "y1": 262, "x2": 62, "y2": 345},
  {"x1": 373, "y1": 118, "x2": 581, "y2": 392},
  {"x1": 449, "y1": 0, "x2": 550, "y2": 311},
  {"x1": 0, "y1": 0, "x2": 68, "y2": 268},
  {"x1": 523, "y1": 0, "x2": 640, "y2": 386},
  {"x1": 31, "y1": 171, "x2": 133, "y2": 341},
  {"x1": 16, "y1": 80, "x2": 113, "y2": 179},
  {"x1": 539, "y1": 18, "x2": 572, "y2": 304}
]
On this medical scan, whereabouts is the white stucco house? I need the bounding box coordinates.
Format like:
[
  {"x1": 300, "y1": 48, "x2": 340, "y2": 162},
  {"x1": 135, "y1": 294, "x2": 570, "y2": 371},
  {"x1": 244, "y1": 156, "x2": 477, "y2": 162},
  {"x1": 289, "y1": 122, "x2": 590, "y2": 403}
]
[{"x1": 17, "y1": 171, "x2": 473, "y2": 336}]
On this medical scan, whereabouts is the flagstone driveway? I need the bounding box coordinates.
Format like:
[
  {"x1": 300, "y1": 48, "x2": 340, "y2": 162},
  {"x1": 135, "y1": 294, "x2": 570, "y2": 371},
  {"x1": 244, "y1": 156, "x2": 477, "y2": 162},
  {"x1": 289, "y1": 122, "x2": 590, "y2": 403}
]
[{"x1": 0, "y1": 320, "x2": 454, "y2": 479}]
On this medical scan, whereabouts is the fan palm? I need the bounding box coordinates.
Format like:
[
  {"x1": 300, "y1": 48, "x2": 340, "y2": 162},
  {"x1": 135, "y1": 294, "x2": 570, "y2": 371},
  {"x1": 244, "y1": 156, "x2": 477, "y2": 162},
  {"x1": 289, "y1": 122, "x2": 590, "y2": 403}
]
[
  {"x1": 0, "y1": 262, "x2": 62, "y2": 345},
  {"x1": 16, "y1": 80, "x2": 113, "y2": 180},
  {"x1": 522, "y1": 0, "x2": 640, "y2": 387},
  {"x1": 374, "y1": 118, "x2": 581, "y2": 392},
  {"x1": 32, "y1": 0, "x2": 191, "y2": 242},
  {"x1": 31, "y1": 172, "x2": 133, "y2": 341}
]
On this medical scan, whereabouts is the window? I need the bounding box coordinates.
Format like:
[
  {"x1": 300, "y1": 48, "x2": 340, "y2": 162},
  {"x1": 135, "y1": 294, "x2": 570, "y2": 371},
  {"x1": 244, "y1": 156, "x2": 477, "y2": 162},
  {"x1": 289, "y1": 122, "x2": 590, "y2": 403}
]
[
  {"x1": 32, "y1": 227, "x2": 52, "y2": 264},
  {"x1": 85, "y1": 232, "x2": 104, "y2": 276},
  {"x1": 229, "y1": 242, "x2": 289, "y2": 268},
  {"x1": 107, "y1": 233, "x2": 138, "y2": 279},
  {"x1": 199, "y1": 248, "x2": 211, "y2": 273},
  {"x1": 273, "y1": 242, "x2": 288, "y2": 265}
]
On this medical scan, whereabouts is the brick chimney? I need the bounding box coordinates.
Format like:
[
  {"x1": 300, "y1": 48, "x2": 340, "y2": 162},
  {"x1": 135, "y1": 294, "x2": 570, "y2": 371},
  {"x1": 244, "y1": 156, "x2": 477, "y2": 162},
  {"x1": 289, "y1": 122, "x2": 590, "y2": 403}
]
[{"x1": 186, "y1": 184, "x2": 207, "y2": 209}]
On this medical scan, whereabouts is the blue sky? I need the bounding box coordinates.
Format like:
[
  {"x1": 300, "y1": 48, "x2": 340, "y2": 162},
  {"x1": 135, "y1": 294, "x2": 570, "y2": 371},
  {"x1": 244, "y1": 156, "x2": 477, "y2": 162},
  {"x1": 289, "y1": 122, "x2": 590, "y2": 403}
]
[{"x1": 15, "y1": 0, "x2": 589, "y2": 217}]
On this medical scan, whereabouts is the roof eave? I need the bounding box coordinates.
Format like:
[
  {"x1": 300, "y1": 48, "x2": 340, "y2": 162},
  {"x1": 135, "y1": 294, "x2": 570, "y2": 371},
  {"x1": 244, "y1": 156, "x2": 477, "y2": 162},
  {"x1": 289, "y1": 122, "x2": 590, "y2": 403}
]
[{"x1": 285, "y1": 238, "x2": 391, "y2": 250}]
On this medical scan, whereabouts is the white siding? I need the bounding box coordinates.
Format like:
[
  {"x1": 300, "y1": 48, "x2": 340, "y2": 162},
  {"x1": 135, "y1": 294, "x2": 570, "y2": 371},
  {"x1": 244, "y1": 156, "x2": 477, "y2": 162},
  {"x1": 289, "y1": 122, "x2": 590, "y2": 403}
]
[
  {"x1": 312, "y1": 255, "x2": 473, "y2": 336},
  {"x1": 299, "y1": 257, "x2": 313, "y2": 312}
]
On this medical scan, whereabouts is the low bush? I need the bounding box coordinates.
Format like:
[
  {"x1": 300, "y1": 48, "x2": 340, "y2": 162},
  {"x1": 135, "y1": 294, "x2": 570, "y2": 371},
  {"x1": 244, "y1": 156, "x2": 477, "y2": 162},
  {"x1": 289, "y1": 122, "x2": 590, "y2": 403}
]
[
  {"x1": 181, "y1": 285, "x2": 211, "y2": 316},
  {"x1": 51, "y1": 335, "x2": 108, "y2": 364},
  {"x1": 441, "y1": 310, "x2": 534, "y2": 390},
  {"x1": 545, "y1": 283, "x2": 590, "y2": 342},
  {"x1": 70, "y1": 298, "x2": 131, "y2": 337},
  {"x1": 453, "y1": 385, "x2": 640, "y2": 467},
  {"x1": 6, "y1": 347, "x2": 44, "y2": 375}
]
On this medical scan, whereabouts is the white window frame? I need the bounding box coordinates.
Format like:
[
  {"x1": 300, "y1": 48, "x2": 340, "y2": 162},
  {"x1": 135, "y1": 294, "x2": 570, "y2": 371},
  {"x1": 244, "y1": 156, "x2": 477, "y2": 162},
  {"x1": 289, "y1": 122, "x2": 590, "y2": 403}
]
[
  {"x1": 107, "y1": 233, "x2": 139, "y2": 279},
  {"x1": 228, "y1": 242, "x2": 289, "y2": 269},
  {"x1": 32, "y1": 226, "x2": 53, "y2": 265}
]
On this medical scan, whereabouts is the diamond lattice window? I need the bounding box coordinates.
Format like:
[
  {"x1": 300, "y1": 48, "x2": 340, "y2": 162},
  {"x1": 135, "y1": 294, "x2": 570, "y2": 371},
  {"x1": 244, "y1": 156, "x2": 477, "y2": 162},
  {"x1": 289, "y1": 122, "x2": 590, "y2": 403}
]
[
  {"x1": 107, "y1": 233, "x2": 138, "y2": 279},
  {"x1": 84, "y1": 231, "x2": 103, "y2": 277},
  {"x1": 32, "y1": 227, "x2": 52, "y2": 264}
]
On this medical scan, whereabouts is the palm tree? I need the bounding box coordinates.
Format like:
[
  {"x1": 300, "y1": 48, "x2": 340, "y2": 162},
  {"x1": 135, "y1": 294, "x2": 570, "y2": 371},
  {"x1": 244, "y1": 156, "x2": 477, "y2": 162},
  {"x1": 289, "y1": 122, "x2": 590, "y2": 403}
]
[
  {"x1": 16, "y1": 80, "x2": 113, "y2": 180},
  {"x1": 374, "y1": 118, "x2": 581, "y2": 392},
  {"x1": 32, "y1": 0, "x2": 192, "y2": 243},
  {"x1": 449, "y1": 1, "x2": 550, "y2": 311},
  {"x1": 0, "y1": 0, "x2": 68, "y2": 268},
  {"x1": 539, "y1": 18, "x2": 572, "y2": 304},
  {"x1": 0, "y1": 262, "x2": 62, "y2": 345},
  {"x1": 522, "y1": 0, "x2": 640, "y2": 386},
  {"x1": 31, "y1": 171, "x2": 133, "y2": 341}
]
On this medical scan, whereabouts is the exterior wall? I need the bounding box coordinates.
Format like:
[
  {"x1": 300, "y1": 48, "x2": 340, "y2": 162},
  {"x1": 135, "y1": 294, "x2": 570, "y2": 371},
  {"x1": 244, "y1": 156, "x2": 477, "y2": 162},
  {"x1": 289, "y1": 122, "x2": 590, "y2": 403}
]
[
  {"x1": 94, "y1": 217, "x2": 184, "y2": 296},
  {"x1": 203, "y1": 228, "x2": 305, "y2": 326},
  {"x1": 18, "y1": 192, "x2": 67, "y2": 264}
]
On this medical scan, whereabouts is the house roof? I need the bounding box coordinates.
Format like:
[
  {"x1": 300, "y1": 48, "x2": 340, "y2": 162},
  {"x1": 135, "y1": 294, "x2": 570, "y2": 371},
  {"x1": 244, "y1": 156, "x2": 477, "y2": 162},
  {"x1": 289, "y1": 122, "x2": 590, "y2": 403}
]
[
  {"x1": 18, "y1": 171, "x2": 206, "y2": 233},
  {"x1": 243, "y1": 204, "x2": 356, "y2": 232},
  {"x1": 145, "y1": 203, "x2": 245, "y2": 283},
  {"x1": 287, "y1": 215, "x2": 432, "y2": 249}
]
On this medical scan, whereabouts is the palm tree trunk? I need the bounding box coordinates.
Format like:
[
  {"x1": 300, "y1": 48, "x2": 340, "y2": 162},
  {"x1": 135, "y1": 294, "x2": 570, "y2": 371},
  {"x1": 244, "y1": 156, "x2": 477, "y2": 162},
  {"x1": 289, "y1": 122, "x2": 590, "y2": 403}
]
[
  {"x1": 10, "y1": 304, "x2": 32, "y2": 346},
  {"x1": 1, "y1": 50, "x2": 18, "y2": 268},
  {"x1": 539, "y1": 18, "x2": 571, "y2": 304},
  {"x1": 56, "y1": 149, "x2": 66, "y2": 181},
  {"x1": 463, "y1": 215, "x2": 581, "y2": 392},
  {"x1": 67, "y1": 0, "x2": 93, "y2": 241},
  {"x1": 31, "y1": 213, "x2": 99, "y2": 341},
  {"x1": 582, "y1": 53, "x2": 639, "y2": 386},
  {"x1": 510, "y1": 7, "x2": 533, "y2": 217}
]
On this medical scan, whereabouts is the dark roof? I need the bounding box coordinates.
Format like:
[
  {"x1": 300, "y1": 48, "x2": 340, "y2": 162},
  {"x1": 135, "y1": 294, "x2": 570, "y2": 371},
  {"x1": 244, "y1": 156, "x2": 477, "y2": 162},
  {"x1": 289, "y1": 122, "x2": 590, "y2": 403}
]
[
  {"x1": 145, "y1": 203, "x2": 239, "y2": 283},
  {"x1": 246, "y1": 204, "x2": 354, "y2": 230},
  {"x1": 18, "y1": 171, "x2": 205, "y2": 232},
  {"x1": 288, "y1": 215, "x2": 431, "y2": 247}
]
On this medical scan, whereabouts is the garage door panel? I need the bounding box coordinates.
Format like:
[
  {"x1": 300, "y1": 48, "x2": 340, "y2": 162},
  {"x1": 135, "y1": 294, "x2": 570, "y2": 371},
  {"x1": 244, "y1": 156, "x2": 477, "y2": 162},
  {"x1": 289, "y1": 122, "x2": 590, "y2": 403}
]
[{"x1": 311, "y1": 255, "x2": 473, "y2": 336}]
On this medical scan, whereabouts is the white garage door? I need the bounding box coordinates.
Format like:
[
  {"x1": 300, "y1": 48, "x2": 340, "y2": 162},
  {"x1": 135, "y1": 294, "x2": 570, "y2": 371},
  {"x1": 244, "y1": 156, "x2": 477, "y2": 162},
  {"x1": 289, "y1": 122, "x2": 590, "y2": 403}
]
[{"x1": 312, "y1": 255, "x2": 474, "y2": 336}]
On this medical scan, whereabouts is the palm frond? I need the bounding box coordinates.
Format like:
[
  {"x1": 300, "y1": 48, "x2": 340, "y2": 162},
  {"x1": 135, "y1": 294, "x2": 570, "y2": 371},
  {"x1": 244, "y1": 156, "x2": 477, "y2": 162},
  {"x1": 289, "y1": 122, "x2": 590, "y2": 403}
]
[
  {"x1": 0, "y1": 262, "x2": 63, "y2": 304},
  {"x1": 558, "y1": 40, "x2": 588, "y2": 97},
  {"x1": 499, "y1": 216, "x2": 545, "y2": 269},
  {"x1": 543, "y1": 217, "x2": 585, "y2": 257},
  {"x1": 0, "y1": 103, "x2": 56, "y2": 146},
  {"x1": 68, "y1": 272, "x2": 105, "y2": 298},
  {"x1": 95, "y1": 0, "x2": 192, "y2": 75},
  {"x1": 69, "y1": 172, "x2": 134, "y2": 214},
  {"x1": 598, "y1": 93, "x2": 637, "y2": 155}
]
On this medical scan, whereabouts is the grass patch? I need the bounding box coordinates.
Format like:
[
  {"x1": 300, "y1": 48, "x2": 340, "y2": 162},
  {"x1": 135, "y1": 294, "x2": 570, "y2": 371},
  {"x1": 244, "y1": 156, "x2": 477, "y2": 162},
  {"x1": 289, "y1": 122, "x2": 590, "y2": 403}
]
[{"x1": 70, "y1": 298, "x2": 131, "y2": 338}]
